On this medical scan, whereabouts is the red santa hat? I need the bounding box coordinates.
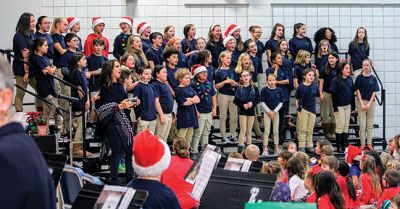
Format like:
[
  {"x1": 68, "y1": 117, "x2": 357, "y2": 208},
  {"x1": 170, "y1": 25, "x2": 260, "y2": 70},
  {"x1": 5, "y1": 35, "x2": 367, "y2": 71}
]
[
  {"x1": 346, "y1": 144, "x2": 363, "y2": 164},
  {"x1": 136, "y1": 22, "x2": 151, "y2": 35},
  {"x1": 192, "y1": 64, "x2": 207, "y2": 77},
  {"x1": 92, "y1": 17, "x2": 105, "y2": 29},
  {"x1": 223, "y1": 35, "x2": 235, "y2": 47},
  {"x1": 132, "y1": 129, "x2": 171, "y2": 177},
  {"x1": 120, "y1": 16, "x2": 133, "y2": 28},
  {"x1": 224, "y1": 24, "x2": 240, "y2": 37},
  {"x1": 67, "y1": 17, "x2": 80, "y2": 30}
]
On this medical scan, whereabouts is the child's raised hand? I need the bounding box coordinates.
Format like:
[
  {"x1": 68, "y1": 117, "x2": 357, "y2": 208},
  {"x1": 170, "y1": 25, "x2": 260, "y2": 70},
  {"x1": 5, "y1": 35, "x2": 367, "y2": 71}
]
[{"x1": 231, "y1": 81, "x2": 239, "y2": 86}]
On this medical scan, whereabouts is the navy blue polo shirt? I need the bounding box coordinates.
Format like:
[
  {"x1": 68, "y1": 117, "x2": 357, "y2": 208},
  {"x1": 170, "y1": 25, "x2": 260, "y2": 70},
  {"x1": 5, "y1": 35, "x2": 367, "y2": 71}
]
[
  {"x1": 113, "y1": 33, "x2": 131, "y2": 60},
  {"x1": 314, "y1": 43, "x2": 338, "y2": 56},
  {"x1": 319, "y1": 66, "x2": 338, "y2": 93},
  {"x1": 12, "y1": 31, "x2": 35, "y2": 76},
  {"x1": 177, "y1": 52, "x2": 188, "y2": 68},
  {"x1": 133, "y1": 52, "x2": 147, "y2": 69},
  {"x1": 265, "y1": 67, "x2": 290, "y2": 102},
  {"x1": 289, "y1": 36, "x2": 313, "y2": 59},
  {"x1": 330, "y1": 76, "x2": 355, "y2": 111},
  {"x1": 166, "y1": 65, "x2": 179, "y2": 90},
  {"x1": 233, "y1": 85, "x2": 260, "y2": 116},
  {"x1": 145, "y1": 47, "x2": 165, "y2": 66},
  {"x1": 281, "y1": 55, "x2": 294, "y2": 90},
  {"x1": 59, "y1": 49, "x2": 75, "y2": 68},
  {"x1": 151, "y1": 79, "x2": 174, "y2": 114},
  {"x1": 35, "y1": 32, "x2": 55, "y2": 59},
  {"x1": 70, "y1": 69, "x2": 89, "y2": 112},
  {"x1": 32, "y1": 54, "x2": 56, "y2": 98},
  {"x1": 206, "y1": 65, "x2": 215, "y2": 83},
  {"x1": 141, "y1": 38, "x2": 151, "y2": 54},
  {"x1": 206, "y1": 41, "x2": 225, "y2": 68},
  {"x1": 175, "y1": 86, "x2": 199, "y2": 129},
  {"x1": 191, "y1": 79, "x2": 216, "y2": 113},
  {"x1": 215, "y1": 68, "x2": 238, "y2": 96},
  {"x1": 230, "y1": 50, "x2": 240, "y2": 69},
  {"x1": 77, "y1": 36, "x2": 83, "y2": 52},
  {"x1": 181, "y1": 38, "x2": 196, "y2": 54},
  {"x1": 354, "y1": 73, "x2": 380, "y2": 101},
  {"x1": 133, "y1": 82, "x2": 157, "y2": 121},
  {"x1": 294, "y1": 64, "x2": 307, "y2": 83},
  {"x1": 261, "y1": 86, "x2": 284, "y2": 110},
  {"x1": 296, "y1": 83, "x2": 320, "y2": 114},
  {"x1": 51, "y1": 33, "x2": 66, "y2": 68},
  {"x1": 265, "y1": 38, "x2": 279, "y2": 66},
  {"x1": 348, "y1": 42, "x2": 369, "y2": 70},
  {"x1": 250, "y1": 54, "x2": 263, "y2": 74},
  {"x1": 187, "y1": 51, "x2": 199, "y2": 68},
  {"x1": 315, "y1": 54, "x2": 328, "y2": 72},
  {"x1": 87, "y1": 54, "x2": 108, "y2": 92}
]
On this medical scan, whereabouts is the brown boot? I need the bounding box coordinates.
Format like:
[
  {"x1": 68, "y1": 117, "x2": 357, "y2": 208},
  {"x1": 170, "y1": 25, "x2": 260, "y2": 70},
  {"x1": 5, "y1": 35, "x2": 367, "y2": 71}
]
[
  {"x1": 322, "y1": 123, "x2": 331, "y2": 139},
  {"x1": 73, "y1": 143, "x2": 92, "y2": 157},
  {"x1": 329, "y1": 123, "x2": 336, "y2": 139}
]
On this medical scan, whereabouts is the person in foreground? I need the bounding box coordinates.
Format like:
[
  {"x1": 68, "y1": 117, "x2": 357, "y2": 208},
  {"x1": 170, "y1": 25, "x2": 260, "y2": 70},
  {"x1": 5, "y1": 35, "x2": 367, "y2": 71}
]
[
  {"x1": 0, "y1": 52, "x2": 56, "y2": 209},
  {"x1": 127, "y1": 129, "x2": 181, "y2": 209}
]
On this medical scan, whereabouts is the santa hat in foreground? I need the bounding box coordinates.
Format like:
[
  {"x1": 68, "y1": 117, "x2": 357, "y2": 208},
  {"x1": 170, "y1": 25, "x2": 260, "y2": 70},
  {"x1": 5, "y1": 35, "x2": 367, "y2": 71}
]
[
  {"x1": 191, "y1": 64, "x2": 207, "y2": 77},
  {"x1": 92, "y1": 17, "x2": 105, "y2": 29},
  {"x1": 120, "y1": 16, "x2": 133, "y2": 28},
  {"x1": 224, "y1": 24, "x2": 240, "y2": 37},
  {"x1": 132, "y1": 129, "x2": 171, "y2": 177},
  {"x1": 223, "y1": 35, "x2": 235, "y2": 47},
  {"x1": 67, "y1": 17, "x2": 80, "y2": 30},
  {"x1": 137, "y1": 22, "x2": 151, "y2": 35}
]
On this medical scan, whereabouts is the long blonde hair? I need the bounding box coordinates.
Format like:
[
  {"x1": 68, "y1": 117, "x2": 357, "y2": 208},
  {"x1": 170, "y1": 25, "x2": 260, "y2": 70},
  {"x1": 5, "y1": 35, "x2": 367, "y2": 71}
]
[
  {"x1": 218, "y1": 50, "x2": 231, "y2": 68},
  {"x1": 50, "y1": 17, "x2": 66, "y2": 35},
  {"x1": 361, "y1": 155, "x2": 382, "y2": 197},
  {"x1": 235, "y1": 53, "x2": 254, "y2": 74},
  {"x1": 125, "y1": 35, "x2": 148, "y2": 67},
  {"x1": 294, "y1": 50, "x2": 310, "y2": 66}
]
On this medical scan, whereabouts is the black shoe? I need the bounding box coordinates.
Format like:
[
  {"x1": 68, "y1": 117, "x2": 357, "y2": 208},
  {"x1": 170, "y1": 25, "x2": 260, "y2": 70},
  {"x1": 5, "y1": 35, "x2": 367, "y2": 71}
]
[
  {"x1": 305, "y1": 147, "x2": 315, "y2": 154},
  {"x1": 336, "y1": 133, "x2": 343, "y2": 152}
]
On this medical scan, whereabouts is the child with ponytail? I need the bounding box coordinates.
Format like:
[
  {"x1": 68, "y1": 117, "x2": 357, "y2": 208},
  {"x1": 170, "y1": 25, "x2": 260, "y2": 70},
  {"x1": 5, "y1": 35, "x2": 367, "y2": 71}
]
[{"x1": 359, "y1": 155, "x2": 382, "y2": 205}]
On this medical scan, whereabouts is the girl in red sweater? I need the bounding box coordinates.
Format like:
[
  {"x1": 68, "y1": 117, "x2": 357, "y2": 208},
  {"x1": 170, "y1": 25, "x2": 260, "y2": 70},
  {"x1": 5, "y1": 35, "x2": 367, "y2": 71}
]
[
  {"x1": 337, "y1": 161, "x2": 360, "y2": 209},
  {"x1": 359, "y1": 155, "x2": 382, "y2": 205},
  {"x1": 314, "y1": 171, "x2": 345, "y2": 209},
  {"x1": 377, "y1": 169, "x2": 400, "y2": 208}
]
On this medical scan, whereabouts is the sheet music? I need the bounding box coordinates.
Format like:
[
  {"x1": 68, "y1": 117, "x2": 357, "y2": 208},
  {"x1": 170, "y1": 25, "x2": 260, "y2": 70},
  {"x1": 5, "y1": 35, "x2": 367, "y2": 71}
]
[
  {"x1": 224, "y1": 158, "x2": 252, "y2": 172},
  {"x1": 93, "y1": 185, "x2": 136, "y2": 209}
]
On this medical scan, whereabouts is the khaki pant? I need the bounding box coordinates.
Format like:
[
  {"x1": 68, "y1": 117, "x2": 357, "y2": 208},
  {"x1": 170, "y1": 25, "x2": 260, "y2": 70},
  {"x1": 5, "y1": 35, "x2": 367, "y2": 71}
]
[
  {"x1": 55, "y1": 68, "x2": 71, "y2": 131},
  {"x1": 155, "y1": 113, "x2": 172, "y2": 142},
  {"x1": 192, "y1": 112, "x2": 213, "y2": 153},
  {"x1": 177, "y1": 127, "x2": 194, "y2": 144},
  {"x1": 335, "y1": 105, "x2": 351, "y2": 134},
  {"x1": 238, "y1": 115, "x2": 254, "y2": 146},
  {"x1": 42, "y1": 95, "x2": 58, "y2": 121},
  {"x1": 14, "y1": 76, "x2": 40, "y2": 112},
  {"x1": 253, "y1": 104, "x2": 263, "y2": 136},
  {"x1": 72, "y1": 112, "x2": 83, "y2": 143},
  {"x1": 320, "y1": 92, "x2": 335, "y2": 124},
  {"x1": 357, "y1": 100, "x2": 376, "y2": 145},
  {"x1": 137, "y1": 119, "x2": 156, "y2": 134},
  {"x1": 263, "y1": 112, "x2": 280, "y2": 145},
  {"x1": 218, "y1": 93, "x2": 238, "y2": 138},
  {"x1": 298, "y1": 109, "x2": 316, "y2": 148}
]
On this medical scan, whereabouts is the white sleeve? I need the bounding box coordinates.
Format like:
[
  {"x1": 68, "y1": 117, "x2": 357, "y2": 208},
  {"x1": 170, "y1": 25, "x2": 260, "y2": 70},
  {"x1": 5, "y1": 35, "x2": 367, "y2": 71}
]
[
  {"x1": 273, "y1": 102, "x2": 283, "y2": 112},
  {"x1": 261, "y1": 102, "x2": 271, "y2": 113}
]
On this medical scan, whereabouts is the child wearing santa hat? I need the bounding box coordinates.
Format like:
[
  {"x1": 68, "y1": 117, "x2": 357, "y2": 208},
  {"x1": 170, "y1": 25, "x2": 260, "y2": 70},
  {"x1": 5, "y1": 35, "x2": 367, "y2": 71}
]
[
  {"x1": 223, "y1": 35, "x2": 240, "y2": 68},
  {"x1": 191, "y1": 64, "x2": 216, "y2": 155},
  {"x1": 113, "y1": 16, "x2": 133, "y2": 60},
  {"x1": 127, "y1": 130, "x2": 181, "y2": 209},
  {"x1": 67, "y1": 17, "x2": 82, "y2": 52},
  {"x1": 225, "y1": 24, "x2": 245, "y2": 54},
  {"x1": 137, "y1": 22, "x2": 152, "y2": 53},
  {"x1": 83, "y1": 17, "x2": 109, "y2": 57}
]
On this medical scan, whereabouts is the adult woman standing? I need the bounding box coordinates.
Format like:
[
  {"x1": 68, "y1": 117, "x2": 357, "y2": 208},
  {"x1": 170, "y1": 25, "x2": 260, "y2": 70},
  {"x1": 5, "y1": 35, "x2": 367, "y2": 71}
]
[
  {"x1": 97, "y1": 59, "x2": 137, "y2": 185},
  {"x1": 13, "y1": 12, "x2": 39, "y2": 112}
]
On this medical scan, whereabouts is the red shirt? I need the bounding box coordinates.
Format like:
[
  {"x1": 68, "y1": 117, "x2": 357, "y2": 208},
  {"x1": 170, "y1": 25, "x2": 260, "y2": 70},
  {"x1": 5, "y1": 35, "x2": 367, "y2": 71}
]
[
  {"x1": 306, "y1": 192, "x2": 317, "y2": 203},
  {"x1": 83, "y1": 33, "x2": 110, "y2": 57},
  {"x1": 376, "y1": 187, "x2": 400, "y2": 209},
  {"x1": 337, "y1": 175, "x2": 361, "y2": 209},
  {"x1": 318, "y1": 194, "x2": 336, "y2": 209},
  {"x1": 161, "y1": 156, "x2": 198, "y2": 209},
  {"x1": 359, "y1": 173, "x2": 381, "y2": 205}
]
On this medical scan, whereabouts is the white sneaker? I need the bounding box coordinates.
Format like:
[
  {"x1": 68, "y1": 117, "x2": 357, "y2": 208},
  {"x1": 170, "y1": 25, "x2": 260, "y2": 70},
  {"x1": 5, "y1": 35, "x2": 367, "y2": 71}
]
[
  {"x1": 222, "y1": 137, "x2": 231, "y2": 144},
  {"x1": 230, "y1": 136, "x2": 239, "y2": 144},
  {"x1": 261, "y1": 149, "x2": 269, "y2": 156}
]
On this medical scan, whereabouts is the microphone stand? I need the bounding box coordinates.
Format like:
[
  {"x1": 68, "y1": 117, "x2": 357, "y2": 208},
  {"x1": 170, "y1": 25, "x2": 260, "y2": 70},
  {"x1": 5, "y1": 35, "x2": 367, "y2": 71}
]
[{"x1": 2, "y1": 49, "x2": 89, "y2": 168}]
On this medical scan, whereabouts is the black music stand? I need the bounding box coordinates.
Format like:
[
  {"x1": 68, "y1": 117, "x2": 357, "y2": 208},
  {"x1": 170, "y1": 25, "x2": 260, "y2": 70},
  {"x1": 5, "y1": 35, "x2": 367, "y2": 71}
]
[
  {"x1": 42, "y1": 152, "x2": 68, "y2": 188},
  {"x1": 199, "y1": 168, "x2": 277, "y2": 209}
]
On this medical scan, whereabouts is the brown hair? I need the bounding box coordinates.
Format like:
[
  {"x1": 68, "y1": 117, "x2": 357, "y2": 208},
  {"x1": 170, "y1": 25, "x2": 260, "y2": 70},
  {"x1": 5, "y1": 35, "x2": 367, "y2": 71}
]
[
  {"x1": 293, "y1": 152, "x2": 310, "y2": 171},
  {"x1": 173, "y1": 138, "x2": 190, "y2": 158},
  {"x1": 261, "y1": 160, "x2": 281, "y2": 175},
  {"x1": 361, "y1": 155, "x2": 382, "y2": 196},
  {"x1": 174, "y1": 68, "x2": 191, "y2": 82},
  {"x1": 228, "y1": 152, "x2": 243, "y2": 159},
  {"x1": 320, "y1": 145, "x2": 334, "y2": 157},
  {"x1": 321, "y1": 156, "x2": 340, "y2": 171},
  {"x1": 287, "y1": 157, "x2": 305, "y2": 179},
  {"x1": 384, "y1": 169, "x2": 400, "y2": 187}
]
